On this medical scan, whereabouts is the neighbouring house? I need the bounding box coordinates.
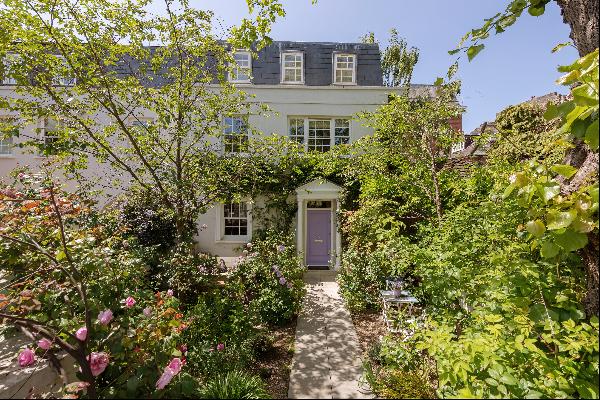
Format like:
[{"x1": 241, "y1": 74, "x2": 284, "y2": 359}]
[{"x1": 0, "y1": 41, "x2": 457, "y2": 269}]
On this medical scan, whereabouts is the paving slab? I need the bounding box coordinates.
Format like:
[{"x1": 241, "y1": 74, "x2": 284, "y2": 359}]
[{"x1": 288, "y1": 271, "x2": 373, "y2": 399}]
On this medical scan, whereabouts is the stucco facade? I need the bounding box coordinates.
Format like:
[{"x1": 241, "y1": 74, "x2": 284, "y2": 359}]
[{"x1": 0, "y1": 41, "x2": 436, "y2": 268}]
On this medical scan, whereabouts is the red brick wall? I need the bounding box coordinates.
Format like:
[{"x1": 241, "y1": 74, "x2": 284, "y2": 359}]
[{"x1": 449, "y1": 115, "x2": 463, "y2": 133}]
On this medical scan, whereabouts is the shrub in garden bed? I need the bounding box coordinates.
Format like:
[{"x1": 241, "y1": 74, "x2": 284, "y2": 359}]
[
  {"x1": 363, "y1": 336, "x2": 437, "y2": 399},
  {"x1": 337, "y1": 238, "x2": 417, "y2": 312},
  {"x1": 0, "y1": 178, "x2": 199, "y2": 398},
  {"x1": 229, "y1": 232, "x2": 306, "y2": 326},
  {"x1": 182, "y1": 290, "x2": 266, "y2": 378},
  {"x1": 199, "y1": 370, "x2": 271, "y2": 399},
  {"x1": 155, "y1": 242, "x2": 220, "y2": 305}
]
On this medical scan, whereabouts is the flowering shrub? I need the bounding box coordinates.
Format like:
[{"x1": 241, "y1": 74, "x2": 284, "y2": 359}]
[
  {"x1": 0, "y1": 175, "x2": 197, "y2": 398},
  {"x1": 229, "y1": 232, "x2": 306, "y2": 325},
  {"x1": 155, "y1": 242, "x2": 219, "y2": 305}
]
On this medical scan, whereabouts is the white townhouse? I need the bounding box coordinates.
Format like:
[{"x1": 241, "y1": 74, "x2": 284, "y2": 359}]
[{"x1": 0, "y1": 41, "x2": 440, "y2": 269}]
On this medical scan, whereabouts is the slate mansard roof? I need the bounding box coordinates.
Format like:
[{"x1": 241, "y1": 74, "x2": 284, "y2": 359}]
[
  {"x1": 2, "y1": 41, "x2": 384, "y2": 88},
  {"x1": 250, "y1": 41, "x2": 383, "y2": 86},
  {"x1": 108, "y1": 41, "x2": 384, "y2": 88}
]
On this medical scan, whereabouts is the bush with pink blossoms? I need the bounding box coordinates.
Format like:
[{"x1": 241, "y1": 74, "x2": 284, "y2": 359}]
[
  {"x1": 229, "y1": 231, "x2": 306, "y2": 326},
  {"x1": 0, "y1": 178, "x2": 199, "y2": 398}
]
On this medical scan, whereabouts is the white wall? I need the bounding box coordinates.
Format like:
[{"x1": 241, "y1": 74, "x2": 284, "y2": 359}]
[{"x1": 0, "y1": 84, "x2": 399, "y2": 256}]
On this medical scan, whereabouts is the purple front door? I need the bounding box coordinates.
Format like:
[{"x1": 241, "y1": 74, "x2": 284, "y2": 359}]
[{"x1": 306, "y1": 210, "x2": 331, "y2": 266}]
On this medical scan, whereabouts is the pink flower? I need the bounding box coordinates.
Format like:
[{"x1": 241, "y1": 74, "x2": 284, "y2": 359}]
[
  {"x1": 166, "y1": 289, "x2": 174, "y2": 297},
  {"x1": 97, "y1": 309, "x2": 113, "y2": 325},
  {"x1": 279, "y1": 277, "x2": 286, "y2": 285},
  {"x1": 156, "y1": 358, "x2": 183, "y2": 390},
  {"x1": 124, "y1": 296, "x2": 136, "y2": 308},
  {"x1": 38, "y1": 338, "x2": 52, "y2": 350},
  {"x1": 143, "y1": 307, "x2": 152, "y2": 317},
  {"x1": 180, "y1": 344, "x2": 187, "y2": 354},
  {"x1": 276, "y1": 244, "x2": 286, "y2": 253},
  {"x1": 216, "y1": 343, "x2": 224, "y2": 351},
  {"x1": 87, "y1": 352, "x2": 109, "y2": 376},
  {"x1": 18, "y1": 348, "x2": 35, "y2": 367},
  {"x1": 75, "y1": 327, "x2": 87, "y2": 341},
  {"x1": 287, "y1": 282, "x2": 293, "y2": 289}
]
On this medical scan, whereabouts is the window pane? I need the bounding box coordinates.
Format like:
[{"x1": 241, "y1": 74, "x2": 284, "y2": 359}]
[
  {"x1": 334, "y1": 119, "x2": 350, "y2": 145},
  {"x1": 223, "y1": 117, "x2": 248, "y2": 153},
  {"x1": 289, "y1": 118, "x2": 304, "y2": 143},
  {"x1": 232, "y1": 53, "x2": 251, "y2": 81},
  {"x1": 308, "y1": 119, "x2": 331, "y2": 152},
  {"x1": 223, "y1": 202, "x2": 248, "y2": 236},
  {"x1": 282, "y1": 53, "x2": 302, "y2": 82},
  {"x1": 0, "y1": 135, "x2": 12, "y2": 155}
]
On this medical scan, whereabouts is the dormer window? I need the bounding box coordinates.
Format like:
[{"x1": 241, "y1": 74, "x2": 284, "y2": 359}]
[
  {"x1": 281, "y1": 52, "x2": 303, "y2": 84},
  {"x1": 333, "y1": 54, "x2": 356, "y2": 84},
  {"x1": 230, "y1": 51, "x2": 251, "y2": 83}
]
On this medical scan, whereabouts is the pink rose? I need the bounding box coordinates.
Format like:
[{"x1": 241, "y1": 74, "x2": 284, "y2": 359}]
[
  {"x1": 97, "y1": 309, "x2": 113, "y2": 325},
  {"x1": 75, "y1": 327, "x2": 88, "y2": 341},
  {"x1": 168, "y1": 358, "x2": 183, "y2": 374},
  {"x1": 166, "y1": 289, "x2": 174, "y2": 297},
  {"x1": 143, "y1": 307, "x2": 152, "y2": 317},
  {"x1": 18, "y1": 348, "x2": 35, "y2": 367},
  {"x1": 87, "y1": 352, "x2": 109, "y2": 376},
  {"x1": 38, "y1": 338, "x2": 52, "y2": 350},
  {"x1": 279, "y1": 277, "x2": 286, "y2": 285},
  {"x1": 216, "y1": 343, "x2": 224, "y2": 351},
  {"x1": 276, "y1": 244, "x2": 286, "y2": 253},
  {"x1": 124, "y1": 296, "x2": 136, "y2": 308},
  {"x1": 156, "y1": 358, "x2": 183, "y2": 390}
]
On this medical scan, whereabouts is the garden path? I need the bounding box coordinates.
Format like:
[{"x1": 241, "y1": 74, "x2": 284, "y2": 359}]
[{"x1": 287, "y1": 270, "x2": 373, "y2": 399}]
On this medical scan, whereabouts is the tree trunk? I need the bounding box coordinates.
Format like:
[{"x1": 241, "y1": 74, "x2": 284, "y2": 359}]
[
  {"x1": 555, "y1": 0, "x2": 599, "y2": 316},
  {"x1": 555, "y1": 0, "x2": 599, "y2": 57}
]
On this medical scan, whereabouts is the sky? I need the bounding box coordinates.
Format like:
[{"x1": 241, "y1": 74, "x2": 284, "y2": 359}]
[{"x1": 150, "y1": 0, "x2": 579, "y2": 134}]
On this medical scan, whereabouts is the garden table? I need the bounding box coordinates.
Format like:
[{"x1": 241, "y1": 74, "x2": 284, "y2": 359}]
[{"x1": 380, "y1": 289, "x2": 422, "y2": 337}]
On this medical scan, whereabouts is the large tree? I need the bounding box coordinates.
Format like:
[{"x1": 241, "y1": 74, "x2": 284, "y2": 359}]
[
  {"x1": 0, "y1": 0, "x2": 284, "y2": 241},
  {"x1": 454, "y1": 0, "x2": 599, "y2": 315}
]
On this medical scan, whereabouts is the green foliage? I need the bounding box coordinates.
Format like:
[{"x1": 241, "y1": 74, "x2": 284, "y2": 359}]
[
  {"x1": 229, "y1": 232, "x2": 306, "y2": 325},
  {"x1": 199, "y1": 370, "x2": 271, "y2": 399},
  {"x1": 364, "y1": 337, "x2": 437, "y2": 399},
  {"x1": 0, "y1": 175, "x2": 190, "y2": 398},
  {"x1": 155, "y1": 243, "x2": 220, "y2": 305},
  {"x1": 451, "y1": 0, "x2": 553, "y2": 60},
  {"x1": 489, "y1": 101, "x2": 564, "y2": 165},
  {"x1": 381, "y1": 29, "x2": 420, "y2": 90},
  {"x1": 120, "y1": 188, "x2": 180, "y2": 250},
  {"x1": 0, "y1": 0, "x2": 285, "y2": 241},
  {"x1": 183, "y1": 291, "x2": 264, "y2": 377},
  {"x1": 337, "y1": 248, "x2": 391, "y2": 312}
]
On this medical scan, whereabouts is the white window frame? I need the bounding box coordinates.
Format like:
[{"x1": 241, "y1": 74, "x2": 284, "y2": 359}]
[
  {"x1": 1, "y1": 54, "x2": 19, "y2": 85},
  {"x1": 333, "y1": 53, "x2": 357, "y2": 85},
  {"x1": 0, "y1": 134, "x2": 12, "y2": 156},
  {"x1": 281, "y1": 51, "x2": 304, "y2": 84},
  {"x1": 229, "y1": 51, "x2": 252, "y2": 83},
  {"x1": 0, "y1": 116, "x2": 16, "y2": 157},
  {"x1": 215, "y1": 201, "x2": 253, "y2": 243},
  {"x1": 222, "y1": 116, "x2": 249, "y2": 154},
  {"x1": 288, "y1": 117, "x2": 351, "y2": 151},
  {"x1": 53, "y1": 55, "x2": 76, "y2": 86}
]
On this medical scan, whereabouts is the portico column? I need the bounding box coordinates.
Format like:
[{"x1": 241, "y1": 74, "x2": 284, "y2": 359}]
[
  {"x1": 297, "y1": 198, "x2": 304, "y2": 262},
  {"x1": 335, "y1": 199, "x2": 342, "y2": 270}
]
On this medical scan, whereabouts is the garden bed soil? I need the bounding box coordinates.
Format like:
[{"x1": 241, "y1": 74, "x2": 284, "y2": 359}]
[
  {"x1": 253, "y1": 318, "x2": 297, "y2": 399},
  {"x1": 351, "y1": 311, "x2": 387, "y2": 354}
]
